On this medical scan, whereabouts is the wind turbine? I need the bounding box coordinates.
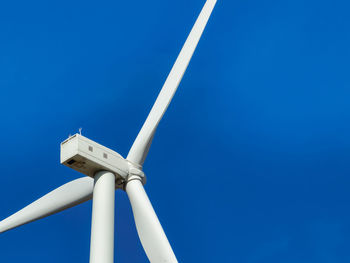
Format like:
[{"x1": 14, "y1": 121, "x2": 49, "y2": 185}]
[{"x1": 0, "y1": 0, "x2": 217, "y2": 262}]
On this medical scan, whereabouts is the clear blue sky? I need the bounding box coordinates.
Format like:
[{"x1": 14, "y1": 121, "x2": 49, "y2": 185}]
[{"x1": 0, "y1": 0, "x2": 350, "y2": 262}]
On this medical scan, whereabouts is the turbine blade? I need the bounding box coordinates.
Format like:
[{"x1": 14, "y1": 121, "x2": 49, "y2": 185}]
[
  {"x1": 0, "y1": 177, "x2": 94, "y2": 233},
  {"x1": 127, "y1": 0, "x2": 217, "y2": 166},
  {"x1": 126, "y1": 179, "x2": 177, "y2": 263}
]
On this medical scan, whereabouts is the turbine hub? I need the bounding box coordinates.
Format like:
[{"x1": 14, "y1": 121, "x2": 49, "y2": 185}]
[{"x1": 126, "y1": 163, "x2": 146, "y2": 185}]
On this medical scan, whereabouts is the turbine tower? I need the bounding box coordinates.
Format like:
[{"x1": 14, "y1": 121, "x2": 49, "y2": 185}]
[{"x1": 0, "y1": 1, "x2": 217, "y2": 262}]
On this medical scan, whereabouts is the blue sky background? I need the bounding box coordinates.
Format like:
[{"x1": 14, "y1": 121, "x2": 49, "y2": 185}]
[{"x1": 0, "y1": 0, "x2": 350, "y2": 262}]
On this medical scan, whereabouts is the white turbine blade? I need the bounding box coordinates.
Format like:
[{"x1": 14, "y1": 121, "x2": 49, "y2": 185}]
[
  {"x1": 126, "y1": 179, "x2": 177, "y2": 263},
  {"x1": 0, "y1": 177, "x2": 94, "y2": 233},
  {"x1": 127, "y1": 0, "x2": 217, "y2": 166}
]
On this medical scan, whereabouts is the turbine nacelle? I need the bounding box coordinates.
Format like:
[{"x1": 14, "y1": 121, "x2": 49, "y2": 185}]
[{"x1": 60, "y1": 134, "x2": 146, "y2": 188}]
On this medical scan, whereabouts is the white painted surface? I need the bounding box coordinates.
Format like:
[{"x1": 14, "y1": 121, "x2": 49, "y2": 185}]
[
  {"x1": 127, "y1": 0, "x2": 218, "y2": 166},
  {"x1": 90, "y1": 171, "x2": 116, "y2": 263},
  {"x1": 61, "y1": 134, "x2": 129, "y2": 178},
  {"x1": 126, "y1": 179, "x2": 177, "y2": 263},
  {"x1": 0, "y1": 177, "x2": 94, "y2": 233}
]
